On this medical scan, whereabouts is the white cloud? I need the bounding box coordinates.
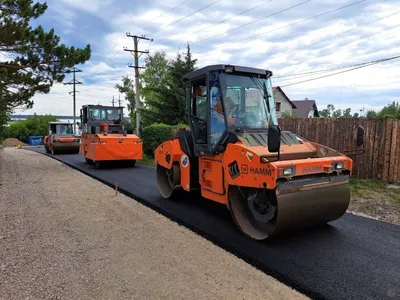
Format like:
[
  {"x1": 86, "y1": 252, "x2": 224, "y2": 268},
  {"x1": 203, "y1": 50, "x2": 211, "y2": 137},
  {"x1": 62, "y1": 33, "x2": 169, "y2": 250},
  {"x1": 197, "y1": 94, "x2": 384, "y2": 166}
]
[{"x1": 18, "y1": 0, "x2": 400, "y2": 115}]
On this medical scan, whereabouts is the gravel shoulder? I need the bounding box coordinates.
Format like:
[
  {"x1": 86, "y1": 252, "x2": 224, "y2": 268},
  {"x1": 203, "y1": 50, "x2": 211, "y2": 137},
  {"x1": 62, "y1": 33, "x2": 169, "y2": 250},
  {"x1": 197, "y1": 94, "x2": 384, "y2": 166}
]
[{"x1": 0, "y1": 148, "x2": 307, "y2": 300}]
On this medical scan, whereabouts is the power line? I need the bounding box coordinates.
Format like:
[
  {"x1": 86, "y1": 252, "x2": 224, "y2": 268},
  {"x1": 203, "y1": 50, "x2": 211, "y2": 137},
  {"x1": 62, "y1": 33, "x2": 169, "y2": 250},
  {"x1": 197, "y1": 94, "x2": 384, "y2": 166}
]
[
  {"x1": 280, "y1": 23, "x2": 400, "y2": 71},
  {"x1": 273, "y1": 9, "x2": 400, "y2": 61},
  {"x1": 193, "y1": 0, "x2": 313, "y2": 46},
  {"x1": 164, "y1": 0, "x2": 274, "y2": 47},
  {"x1": 279, "y1": 55, "x2": 400, "y2": 87},
  {"x1": 274, "y1": 49, "x2": 400, "y2": 81},
  {"x1": 196, "y1": 0, "x2": 367, "y2": 53},
  {"x1": 91, "y1": 1, "x2": 192, "y2": 75},
  {"x1": 152, "y1": 0, "x2": 222, "y2": 36},
  {"x1": 137, "y1": 0, "x2": 192, "y2": 31}
]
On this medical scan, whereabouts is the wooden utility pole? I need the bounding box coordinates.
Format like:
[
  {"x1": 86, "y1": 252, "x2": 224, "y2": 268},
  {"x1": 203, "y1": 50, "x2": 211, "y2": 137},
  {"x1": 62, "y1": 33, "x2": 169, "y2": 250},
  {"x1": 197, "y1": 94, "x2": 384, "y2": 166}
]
[
  {"x1": 124, "y1": 33, "x2": 152, "y2": 136},
  {"x1": 110, "y1": 95, "x2": 116, "y2": 107},
  {"x1": 63, "y1": 67, "x2": 82, "y2": 135},
  {"x1": 118, "y1": 94, "x2": 122, "y2": 107}
]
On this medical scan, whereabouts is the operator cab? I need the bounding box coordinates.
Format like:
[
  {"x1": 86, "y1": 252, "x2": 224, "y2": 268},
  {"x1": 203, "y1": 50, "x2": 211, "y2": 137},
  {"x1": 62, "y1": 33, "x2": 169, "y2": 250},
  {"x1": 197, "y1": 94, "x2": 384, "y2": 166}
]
[
  {"x1": 48, "y1": 122, "x2": 74, "y2": 136},
  {"x1": 184, "y1": 64, "x2": 280, "y2": 156},
  {"x1": 80, "y1": 105, "x2": 124, "y2": 134}
]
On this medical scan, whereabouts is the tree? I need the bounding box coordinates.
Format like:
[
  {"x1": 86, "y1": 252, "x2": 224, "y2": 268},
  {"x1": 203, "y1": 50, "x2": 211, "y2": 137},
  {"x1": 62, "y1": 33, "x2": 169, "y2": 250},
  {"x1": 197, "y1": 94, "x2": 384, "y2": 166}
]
[
  {"x1": 353, "y1": 112, "x2": 359, "y2": 118},
  {"x1": 366, "y1": 110, "x2": 377, "y2": 119},
  {"x1": 0, "y1": 0, "x2": 91, "y2": 127},
  {"x1": 342, "y1": 108, "x2": 352, "y2": 118},
  {"x1": 115, "y1": 76, "x2": 135, "y2": 124},
  {"x1": 141, "y1": 44, "x2": 197, "y2": 125},
  {"x1": 377, "y1": 101, "x2": 400, "y2": 119},
  {"x1": 327, "y1": 104, "x2": 335, "y2": 117},
  {"x1": 1, "y1": 114, "x2": 56, "y2": 142},
  {"x1": 319, "y1": 104, "x2": 335, "y2": 118},
  {"x1": 140, "y1": 51, "x2": 168, "y2": 102},
  {"x1": 333, "y1": 109, "x2": 342, "y2": 118}
]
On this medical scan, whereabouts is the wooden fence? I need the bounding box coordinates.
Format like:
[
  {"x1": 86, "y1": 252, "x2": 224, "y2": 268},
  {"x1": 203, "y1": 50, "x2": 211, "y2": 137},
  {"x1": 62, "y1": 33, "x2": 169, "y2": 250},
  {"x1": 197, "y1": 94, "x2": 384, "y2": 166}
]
[{"x1": 279, "y1": 118, "x2": 400, "y2": 183}]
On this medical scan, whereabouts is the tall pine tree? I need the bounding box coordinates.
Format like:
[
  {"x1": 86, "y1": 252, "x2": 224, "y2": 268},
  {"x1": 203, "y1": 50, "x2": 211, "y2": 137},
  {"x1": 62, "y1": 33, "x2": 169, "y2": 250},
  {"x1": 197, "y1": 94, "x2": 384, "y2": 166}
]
[{"x1": 0, "y1": 0, "x2": 91, "y2": 128}]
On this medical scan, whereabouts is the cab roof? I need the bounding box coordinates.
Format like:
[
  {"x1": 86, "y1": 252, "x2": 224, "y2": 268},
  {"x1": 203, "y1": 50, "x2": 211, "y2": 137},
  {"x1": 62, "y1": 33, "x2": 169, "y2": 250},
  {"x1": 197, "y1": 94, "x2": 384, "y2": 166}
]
[
  {"x1": 48, "y1": 122, "x2": 73, "y2": 125},
  {"x1": 81, "y1": 104, "x2": 124, "y2": 109},
  {"x1": 183, "y1": 64, "x2": 273, "y2": 81}
]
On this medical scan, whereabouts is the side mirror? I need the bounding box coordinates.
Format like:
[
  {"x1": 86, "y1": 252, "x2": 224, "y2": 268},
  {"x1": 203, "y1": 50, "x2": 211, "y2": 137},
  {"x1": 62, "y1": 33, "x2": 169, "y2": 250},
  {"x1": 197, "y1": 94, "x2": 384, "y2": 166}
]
[
  {"x1": 268, "y1": 125, "x2": 281, "y2": 153},
  {"x1": 356, "y1": 125, "x2": 364, "y2": 147}
]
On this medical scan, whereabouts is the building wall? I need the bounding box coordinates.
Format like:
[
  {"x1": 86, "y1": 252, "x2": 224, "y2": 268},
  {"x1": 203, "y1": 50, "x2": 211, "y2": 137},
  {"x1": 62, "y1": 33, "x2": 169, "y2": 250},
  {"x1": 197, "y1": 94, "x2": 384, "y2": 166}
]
[{"x1": 273, "y1": 89, "x2": 293, "y2": 118}]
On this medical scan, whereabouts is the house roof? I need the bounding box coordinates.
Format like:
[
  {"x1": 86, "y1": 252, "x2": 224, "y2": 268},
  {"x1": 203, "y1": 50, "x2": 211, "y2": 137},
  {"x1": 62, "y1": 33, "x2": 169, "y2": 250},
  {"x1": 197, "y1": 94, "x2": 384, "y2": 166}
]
[
  {"x1": 291, "y1": 100, "x2": 320, "y2": 118},
  {"x1": 272, "y1": 86, "x2": 297, "y2": 108}
]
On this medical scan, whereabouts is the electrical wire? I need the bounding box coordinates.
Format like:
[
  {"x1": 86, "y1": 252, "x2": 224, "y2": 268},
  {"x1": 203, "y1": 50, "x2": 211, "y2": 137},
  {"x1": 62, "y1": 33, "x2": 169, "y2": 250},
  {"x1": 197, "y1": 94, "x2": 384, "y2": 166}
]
[
  {"x1": 92, "y1": 1, "x2": 193, "y2": 75},
  {"x1": 163, "y1": 0, "x2": 275, "y2": 47},
  {"x1": 136, "y1": 0, "x2": 192, "y2": 31},
  {"x1": 273, "y1": 9, "x2": 400, "y2": 61},
  {"x1": 196, "y1": 0, "x2": 367, "y2": 53},
  {"x1": 279, "y1": 23, "x2": 400, "y2": 71},
  {"x1": 193, "y1": 0, "x2": 313, "y2": 46},
  {"x1": 279, "y1": 55, "x2": 400, "y2": 87},
  {"x1": 152, "y1": 0, "x2": 223, "y2": 36}
]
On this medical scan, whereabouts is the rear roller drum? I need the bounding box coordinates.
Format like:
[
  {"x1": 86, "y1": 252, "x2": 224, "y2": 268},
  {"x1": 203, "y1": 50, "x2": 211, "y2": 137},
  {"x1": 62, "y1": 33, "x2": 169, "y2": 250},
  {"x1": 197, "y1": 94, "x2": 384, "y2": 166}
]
[{"x1": 156, "y1": 163, "x2": 181, "y2": 199}]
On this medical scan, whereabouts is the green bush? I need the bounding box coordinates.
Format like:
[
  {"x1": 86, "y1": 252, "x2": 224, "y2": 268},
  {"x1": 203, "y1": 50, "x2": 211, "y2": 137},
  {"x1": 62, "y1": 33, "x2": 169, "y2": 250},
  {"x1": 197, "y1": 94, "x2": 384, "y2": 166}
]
[
  {"x1": 1, "y1": 115, "x2": 56, "y2": 143},
  {"x1": 141, "y1": 123, "x2": 174, "y2": 156}
]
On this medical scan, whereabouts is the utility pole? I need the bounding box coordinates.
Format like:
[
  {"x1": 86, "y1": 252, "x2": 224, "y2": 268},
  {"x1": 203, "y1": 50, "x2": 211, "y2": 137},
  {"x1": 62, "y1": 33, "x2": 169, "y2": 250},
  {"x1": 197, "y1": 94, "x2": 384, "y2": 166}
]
[
  {"x1": 110, "y1": 95, "x2": 116, "y2": 107},
  {"x1": 118, "y1": 94, "x2": 122, "y2": 107},
  {"x1": 124, "y1": 33, "x2": 152, "y2": 135},
  {"x1": 63, "y1": 67, "x2": 82, "y2": 135}
]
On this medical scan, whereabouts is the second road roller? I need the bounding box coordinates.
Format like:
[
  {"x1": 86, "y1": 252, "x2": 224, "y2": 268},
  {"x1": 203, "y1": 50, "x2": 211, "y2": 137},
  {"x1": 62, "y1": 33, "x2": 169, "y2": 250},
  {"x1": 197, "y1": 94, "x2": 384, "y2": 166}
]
[
  {"x1": 154, "y1": 64, "x2": 365, "y2": 240},
  {"x1": 79, "y1": 104, "x2": 142, "y2": 168}
]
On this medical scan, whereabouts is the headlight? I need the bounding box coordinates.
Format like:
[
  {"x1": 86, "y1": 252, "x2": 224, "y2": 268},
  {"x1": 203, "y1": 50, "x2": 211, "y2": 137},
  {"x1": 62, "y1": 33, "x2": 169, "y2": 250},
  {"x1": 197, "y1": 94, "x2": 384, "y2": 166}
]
[
  {"x1": 283, "y1": 167, "x2": 292, "y2": 176},
  {"x1": 335, "y1": 162, "x2": 344, "y2": 170},
  {"x1": 54, "y1": 138, "x2": 58, "y2": 142}
]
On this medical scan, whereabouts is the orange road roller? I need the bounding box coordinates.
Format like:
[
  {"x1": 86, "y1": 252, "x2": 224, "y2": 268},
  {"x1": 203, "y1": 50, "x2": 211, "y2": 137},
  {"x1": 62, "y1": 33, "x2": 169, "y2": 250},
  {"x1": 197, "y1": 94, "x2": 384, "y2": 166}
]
[
  {"x1": 44, "y1": 122, "x2": 80, "y2": 154},
  {"x1": 79, "y1": 104, "x2": 142, "y2": 168},
  {"x1": 154, "y1": 64, "x2": 365, "y2": 240}
]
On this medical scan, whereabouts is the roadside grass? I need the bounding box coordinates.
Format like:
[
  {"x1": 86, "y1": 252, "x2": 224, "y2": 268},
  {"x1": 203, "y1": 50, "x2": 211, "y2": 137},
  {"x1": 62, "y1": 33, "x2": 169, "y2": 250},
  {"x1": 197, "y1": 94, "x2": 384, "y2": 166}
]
[
  {"x1": 137, "y1": 154, "x2": 156, "y2": 168},
  {"x1": 349, "y1": 178, "x2": 400, "y2": 205}
]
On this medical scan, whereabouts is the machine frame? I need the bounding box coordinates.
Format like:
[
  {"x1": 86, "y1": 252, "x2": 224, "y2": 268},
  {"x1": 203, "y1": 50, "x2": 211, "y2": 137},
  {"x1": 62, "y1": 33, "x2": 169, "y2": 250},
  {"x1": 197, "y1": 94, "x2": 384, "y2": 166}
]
[{"x1": 154, "y1": 64, "x2": 364, "y2": 240}]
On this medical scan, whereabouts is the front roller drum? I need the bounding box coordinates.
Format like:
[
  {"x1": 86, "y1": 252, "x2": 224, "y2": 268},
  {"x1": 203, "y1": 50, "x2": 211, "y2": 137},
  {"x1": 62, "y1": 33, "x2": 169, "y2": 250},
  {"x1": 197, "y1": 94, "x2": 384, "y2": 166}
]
[
  {"x1": 228, "y1": 184, "x2": 350, "y2": 240},
  {"x1": 156, "y1": 164, "x2": 181, "y2": 199},
  {"x1": 51, "y1": 143, "x2": 80, "y2": 154}
]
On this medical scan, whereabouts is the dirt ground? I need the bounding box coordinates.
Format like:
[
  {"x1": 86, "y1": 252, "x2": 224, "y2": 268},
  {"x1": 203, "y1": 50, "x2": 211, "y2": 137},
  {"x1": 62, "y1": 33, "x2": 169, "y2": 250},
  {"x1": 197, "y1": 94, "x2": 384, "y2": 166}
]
[
  {"x1": 348, "y1": 197, "x2": 400, "y2": 225},
  {"x1": 0, "y1": 148, "x2": 307, "y2": 300},
  {"x1": 2, "y1": 138, "x2": 27, "y2": 147}
]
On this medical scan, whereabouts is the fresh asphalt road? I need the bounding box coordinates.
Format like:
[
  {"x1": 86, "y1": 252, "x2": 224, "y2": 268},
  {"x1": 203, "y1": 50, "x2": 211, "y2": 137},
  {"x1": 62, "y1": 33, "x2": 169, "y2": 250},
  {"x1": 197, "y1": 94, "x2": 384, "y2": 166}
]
[{"x1": 28, "y1": 147, "x2": 399, "y2": 300}]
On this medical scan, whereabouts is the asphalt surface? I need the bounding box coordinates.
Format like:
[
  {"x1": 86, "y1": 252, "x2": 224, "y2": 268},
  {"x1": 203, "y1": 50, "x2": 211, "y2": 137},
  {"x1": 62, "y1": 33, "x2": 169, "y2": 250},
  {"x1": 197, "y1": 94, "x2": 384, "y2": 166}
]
[{"x1": 28, "y1": 147, "x2": 400, "y2": 300}]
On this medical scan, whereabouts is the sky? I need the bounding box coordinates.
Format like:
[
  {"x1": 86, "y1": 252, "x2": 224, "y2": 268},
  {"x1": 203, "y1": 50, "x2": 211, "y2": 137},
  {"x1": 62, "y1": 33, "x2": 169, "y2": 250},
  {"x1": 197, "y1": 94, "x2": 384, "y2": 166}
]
[{"x1": 11, "y1": 0, "x2": 400, "y2": 116}]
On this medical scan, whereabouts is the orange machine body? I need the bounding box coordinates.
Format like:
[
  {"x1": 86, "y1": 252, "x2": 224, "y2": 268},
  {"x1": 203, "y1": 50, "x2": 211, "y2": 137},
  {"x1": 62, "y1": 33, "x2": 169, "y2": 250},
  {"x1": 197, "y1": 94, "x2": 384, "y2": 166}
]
[
  {"x1": 80, "y1": 132, "x2": 142, "y2": 162},
  {"x1": 155, "y1": 135, "x2": 353, "y2": 205}
]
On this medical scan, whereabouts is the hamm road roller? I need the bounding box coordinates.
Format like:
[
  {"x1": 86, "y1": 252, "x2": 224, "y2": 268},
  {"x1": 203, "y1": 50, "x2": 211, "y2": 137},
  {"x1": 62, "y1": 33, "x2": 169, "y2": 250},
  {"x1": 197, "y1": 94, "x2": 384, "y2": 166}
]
[
  {"x1": 44, "y1": 122, "x2": 80, "y2": 154},
  {"x1": 79, "y1": 104, "x2": 142, "y2": 168},
  {"x1": 154, "y1": 64, "x2": 364, "y2": 240}
]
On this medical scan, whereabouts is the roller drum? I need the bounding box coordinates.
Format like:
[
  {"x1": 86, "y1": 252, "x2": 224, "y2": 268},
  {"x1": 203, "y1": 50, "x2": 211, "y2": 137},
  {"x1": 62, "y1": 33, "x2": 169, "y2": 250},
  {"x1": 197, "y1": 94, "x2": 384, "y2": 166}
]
[
  {"x1": 229, "y1": 180, "x2": 350, "y2": 240},
  {"x1": 52, "y1": 142, "x2": 80, "y2": 154}
]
